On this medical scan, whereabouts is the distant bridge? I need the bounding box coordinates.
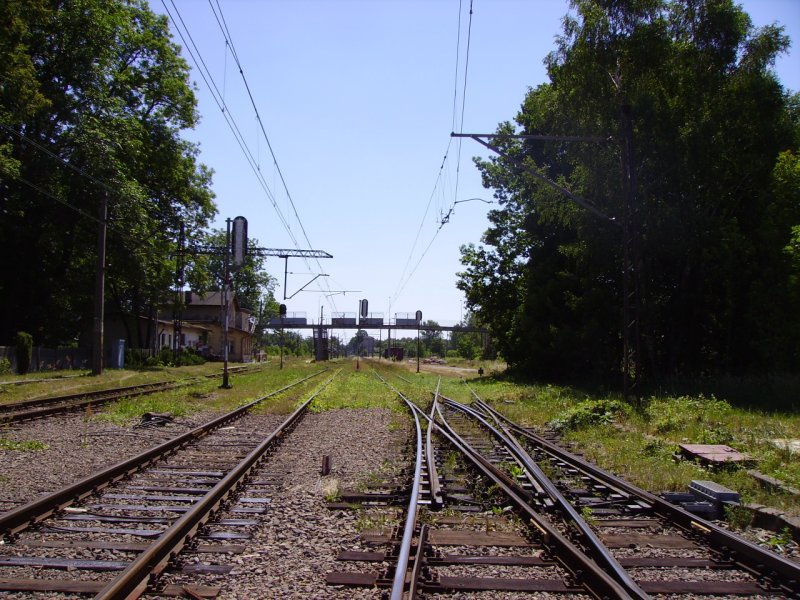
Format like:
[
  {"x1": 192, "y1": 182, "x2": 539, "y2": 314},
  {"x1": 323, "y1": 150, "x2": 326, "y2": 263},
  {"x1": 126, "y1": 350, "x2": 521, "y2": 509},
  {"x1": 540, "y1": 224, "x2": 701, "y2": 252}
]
[{"x1": 266, "y1": 315, "x2": 485, "y2": 334}]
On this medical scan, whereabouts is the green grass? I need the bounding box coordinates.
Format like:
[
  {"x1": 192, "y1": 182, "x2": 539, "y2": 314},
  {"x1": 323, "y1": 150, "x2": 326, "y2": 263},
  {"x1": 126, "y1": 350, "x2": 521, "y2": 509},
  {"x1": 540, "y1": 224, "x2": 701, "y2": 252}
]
[
  {"x1": 96, "y1": 362, "x2": 327, "y2": 424},
  {"x1": 488, "y1": 383, "x2": 800, "y2": 517},
  {"x1": 6, "y1": 357, "x2": 798, "y2": 520},
  {"x1": 310, "y1": 364, "x2": 403, "y2": 412},
  {"x1": 0, "y1": 363, "x2": 225, "y2": 405},
  {"x1": 0, "y1": 437, "x2": 48, "y2": 451}
]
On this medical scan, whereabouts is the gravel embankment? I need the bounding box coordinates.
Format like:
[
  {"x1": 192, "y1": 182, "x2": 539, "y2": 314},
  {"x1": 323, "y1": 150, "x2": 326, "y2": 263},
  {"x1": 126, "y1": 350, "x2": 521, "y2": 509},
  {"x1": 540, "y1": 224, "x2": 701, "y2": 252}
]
[
  {"x1": 1, "y1": 407, "x2": 406, "y2": 599},
  {"x1": 0, "y1": 412, "x2": 217, "y2": 511},
  {"x1": 152, "y1": 407, "x2": 405, "y2": 599}
]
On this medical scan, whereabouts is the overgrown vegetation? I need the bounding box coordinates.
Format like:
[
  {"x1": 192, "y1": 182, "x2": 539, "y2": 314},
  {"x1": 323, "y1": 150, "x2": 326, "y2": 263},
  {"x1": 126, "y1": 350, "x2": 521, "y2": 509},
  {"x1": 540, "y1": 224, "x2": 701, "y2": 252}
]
[
  {"x1": 125, "y1": 347, "x2": 206, "y2": 369},
  {"x1": 0, "y1": 437, "x2": 47, "y2": 451},
  {"x1": 548, "y1": 398, "x2": 629, "y2": 432},
  {"x1": 446, "y1": 367, "x2": 800, "y2": 518}
]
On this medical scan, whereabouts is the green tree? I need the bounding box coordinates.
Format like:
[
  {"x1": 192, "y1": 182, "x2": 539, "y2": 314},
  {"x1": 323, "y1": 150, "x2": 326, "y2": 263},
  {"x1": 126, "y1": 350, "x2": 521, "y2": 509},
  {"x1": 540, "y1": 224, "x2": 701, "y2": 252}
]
[
  {"x1": 450, "y1": 313, "x2": 485, "y2": 360},
  {"x1": 420, "y1": 320, "x2": 446, "y2": 357},
  {"x1": 0, "y1": 0, "x2": 215, "y2": 347},
  {"x1": 459, "y1": 0, "x2": 799, "y2": 382}
]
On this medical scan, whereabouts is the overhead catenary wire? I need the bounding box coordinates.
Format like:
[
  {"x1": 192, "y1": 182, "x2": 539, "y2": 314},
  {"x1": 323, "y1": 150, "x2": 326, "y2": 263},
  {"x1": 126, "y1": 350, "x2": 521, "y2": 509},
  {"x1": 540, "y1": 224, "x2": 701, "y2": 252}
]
[
  {"x1": 162, "y1": 1, "x2": 296, "y2": 239},
  {"x1": 392, "y1": 0, "x2": 477, "y2": 306},
  {"x1": 449, "y1": 0, "x2": 474, "y2": 226},
  {"x1": 163, "y1": 0, "x2": 338, "y2": 312},
  {"x1": 206, "y1": 0, "x2": 339, "y2": 313}
]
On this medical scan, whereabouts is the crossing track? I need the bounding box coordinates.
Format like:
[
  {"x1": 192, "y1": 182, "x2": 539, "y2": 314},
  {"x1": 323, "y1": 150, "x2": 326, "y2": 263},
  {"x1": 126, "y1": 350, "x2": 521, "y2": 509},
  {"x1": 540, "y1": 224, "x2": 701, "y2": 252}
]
[
  {"x1": 0, "y1": 368, "x2": 332, "y2": 598},
  {"x1": 328, "y1": 373, "x2": 635, "y2": 599},
  {"x1": 455, "y1": 388, "x2": 800, "y2": 596},
  {"x1": 327, "y1": 373, "x2": 800, "y2": 599}
]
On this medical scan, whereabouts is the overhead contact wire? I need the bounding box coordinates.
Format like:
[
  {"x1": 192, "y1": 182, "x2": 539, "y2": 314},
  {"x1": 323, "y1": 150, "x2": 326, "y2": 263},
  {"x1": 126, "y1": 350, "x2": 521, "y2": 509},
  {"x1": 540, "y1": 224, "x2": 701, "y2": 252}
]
[{"x1": 207, "y1": 0, "x2": 338, "y2": 312}]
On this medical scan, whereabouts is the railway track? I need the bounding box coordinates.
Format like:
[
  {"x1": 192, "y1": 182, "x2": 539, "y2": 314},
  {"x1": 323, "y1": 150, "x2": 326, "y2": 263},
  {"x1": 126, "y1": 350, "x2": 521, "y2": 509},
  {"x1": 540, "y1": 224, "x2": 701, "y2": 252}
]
[
  {"x1": 327, "y1": 373, "x2": 800, "y2": 598},
  {"x1": 0, "y1": 365, "x2": 257, "y2": 424},
  {"x1": 0, "y1": 368, "x2": 331, "y2": 598}
]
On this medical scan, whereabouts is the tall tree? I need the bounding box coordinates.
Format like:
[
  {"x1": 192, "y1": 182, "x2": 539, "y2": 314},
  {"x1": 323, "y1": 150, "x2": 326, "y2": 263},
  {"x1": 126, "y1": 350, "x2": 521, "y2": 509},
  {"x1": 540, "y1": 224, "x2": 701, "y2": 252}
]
[
  {"x1": 0, "y1": 0, "x2": 216, "y2": 346},
  {"x1": 458, "y1": 0, "x2": 799, "y2": 382}
]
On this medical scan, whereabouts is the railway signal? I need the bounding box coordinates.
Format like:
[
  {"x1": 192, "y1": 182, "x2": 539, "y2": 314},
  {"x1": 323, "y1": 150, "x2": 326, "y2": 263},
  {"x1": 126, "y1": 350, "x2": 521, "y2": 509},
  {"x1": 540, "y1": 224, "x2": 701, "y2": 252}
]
[{"x1": 231, "y1": 215, "x2": 248, "y2": 270}]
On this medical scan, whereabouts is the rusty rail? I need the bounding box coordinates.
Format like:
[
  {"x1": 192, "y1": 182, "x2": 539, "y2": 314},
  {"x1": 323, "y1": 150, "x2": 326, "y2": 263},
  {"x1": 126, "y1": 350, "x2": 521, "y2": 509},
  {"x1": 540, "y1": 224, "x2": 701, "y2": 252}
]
[
  {"x1": 469, "y1": 391, "x2": 800, "y2": 597},
  {"x1": 93, "y1": 370, "x2": 340, "y2": 599},
  {"x1": 0, "y1": 369, "x2": 325, "y2": 538}
]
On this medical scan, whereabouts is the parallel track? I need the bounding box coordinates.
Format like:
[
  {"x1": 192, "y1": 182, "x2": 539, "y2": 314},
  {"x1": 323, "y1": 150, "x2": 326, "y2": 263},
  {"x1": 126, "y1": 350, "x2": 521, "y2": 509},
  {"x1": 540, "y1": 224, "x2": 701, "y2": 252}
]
[
  {"x1": 0, "y1": 368, "x2": 331, "y2": 598},
  {"x1": 0, "y1": 365, "x2": 256, "y2": 424}
]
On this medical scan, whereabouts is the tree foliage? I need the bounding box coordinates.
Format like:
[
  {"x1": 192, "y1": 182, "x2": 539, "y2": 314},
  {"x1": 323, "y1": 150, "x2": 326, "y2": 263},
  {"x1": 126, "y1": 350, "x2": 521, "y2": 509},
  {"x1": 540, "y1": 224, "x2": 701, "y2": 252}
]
[
  {"x1": 458, "y1": 0, "x2": 799, "y2": 383},
  {"x1": 0, "y1": 0, "x2": 216, "y2": 346}
]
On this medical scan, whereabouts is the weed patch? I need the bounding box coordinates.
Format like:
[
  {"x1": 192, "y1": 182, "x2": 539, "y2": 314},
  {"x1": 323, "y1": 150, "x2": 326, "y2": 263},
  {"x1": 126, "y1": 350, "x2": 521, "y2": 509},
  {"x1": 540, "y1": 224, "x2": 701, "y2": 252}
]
[
  {"x1": 548, "y1": 398, "x2": 629, "y2": 432},
  {"x1": 0, "y1": 437, "x2": 47, "y2": 451}
]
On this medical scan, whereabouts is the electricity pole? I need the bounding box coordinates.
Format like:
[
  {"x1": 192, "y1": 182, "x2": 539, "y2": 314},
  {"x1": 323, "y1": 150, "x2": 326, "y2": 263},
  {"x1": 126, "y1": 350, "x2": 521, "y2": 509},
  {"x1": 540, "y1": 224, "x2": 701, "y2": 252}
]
[
  {"x1": 221, "y1": 218, "x2": 232, "y2": 389},
  {"x1": 91, "y1": 193, "x2": 107, "y2": 376}
]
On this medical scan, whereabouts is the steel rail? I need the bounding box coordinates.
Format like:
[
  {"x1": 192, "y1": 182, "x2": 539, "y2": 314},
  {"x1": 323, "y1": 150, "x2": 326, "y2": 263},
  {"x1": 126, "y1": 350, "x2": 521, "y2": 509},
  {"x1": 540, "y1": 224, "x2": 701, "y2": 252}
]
[
  {"x1": 0, "y1": 366, "x2": 258, "y2": 423},
  {"x1": 374, "y1": 372, "x2": 424, "y2": 600},
  {"x1": 0, "y1": 370, "x2": 326, "y2": 537},
  {"x1": 431, "y1": 401, "x2": 634, "y2": 600},
  {"x1": 375, "y1": 382, "x2": 632, "y2": 599},
  {"x1": 406, "y1": 524, "x2": 428, "y2": 600},
  {"x1": 442, "y1": 396, "x2": 650, "y2": 600},
  {"x1": 469, "y1": 393, "x2": 800, "y2": 596},
  {"x1": 0, "y1": 383, "x2": 191, "y2": 424},
  {"x1": 93, "y1": 370, "x2": 341, "y2": 599},
  {"x1": 426, "y1": 379, "x2": 443, "y2": 507},
  {"x1": 0, "y1": 381, "x2": 180, "y2": 412}
]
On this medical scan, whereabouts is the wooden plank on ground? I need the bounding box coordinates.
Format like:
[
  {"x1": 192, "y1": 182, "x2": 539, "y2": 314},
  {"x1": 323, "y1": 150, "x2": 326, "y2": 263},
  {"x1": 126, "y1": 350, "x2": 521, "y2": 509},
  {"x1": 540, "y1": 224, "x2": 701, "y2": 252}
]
[
  {"x1": 639, "y1": 580, "x2": 767, "y2": 595},
  {"x1": 0, "y1": 557, "x2": 129, "y2": 571},
  {"x1": 326, "y1": 572, "x2": 380, "y2": 586},
  {"x1": 15, "y1": 539, "x2": 150, "y2": 552},
  {"x1": 0, "y1": 578, "x2": 107, "y2": 593},
  {"x1": 600, "y1": 533, "x2": 697, "y2": 549},
  {"x1": 428, "y1": 530, "x2": 531, "y2": 547},
  {"x1": 430, "y1": 576, "x2": 581, "y2": 592}
]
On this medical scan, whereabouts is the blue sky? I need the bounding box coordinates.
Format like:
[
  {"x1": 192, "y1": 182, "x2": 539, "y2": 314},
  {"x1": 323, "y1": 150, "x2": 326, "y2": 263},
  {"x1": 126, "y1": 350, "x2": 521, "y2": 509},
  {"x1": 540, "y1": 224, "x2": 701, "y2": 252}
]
[{"x1": 158, "y1": 0, "x2": 800, "y2": 329}]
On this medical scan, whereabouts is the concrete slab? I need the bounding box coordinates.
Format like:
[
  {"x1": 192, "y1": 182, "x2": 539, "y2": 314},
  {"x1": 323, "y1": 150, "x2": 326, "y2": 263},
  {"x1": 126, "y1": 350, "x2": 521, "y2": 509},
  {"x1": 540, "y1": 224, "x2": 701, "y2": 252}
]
[
  {"x1": 679, "y1": 444, "x2": 752, "y2": 465},
  {"x1": 771, "y1": 438, "x2": 800, "y2": 455}
]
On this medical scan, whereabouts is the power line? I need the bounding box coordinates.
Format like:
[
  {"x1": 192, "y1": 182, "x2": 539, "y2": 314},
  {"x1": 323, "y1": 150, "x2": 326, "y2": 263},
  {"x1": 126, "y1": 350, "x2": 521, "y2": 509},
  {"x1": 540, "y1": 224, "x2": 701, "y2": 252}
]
[
  {"x1": 0, "y1": 165, "x2": 169, "y2": 255},
  {"x1": 163, "y1": 0, "x2": 298, "y2": 244},
  {"x1": 392, "y1": 140, "x2": 452, "y2": 300},
  {"x1": 198, "y1": 0, "x2": 339, "y2": 312},
  {"x1": 451, "y1": 0, "x2": 474, "y2": 223},
  {"x1": 165, "y1": 0, "x2": 338, "y2": 312},
  {"x1": 392, "y1": 0, "x2": 477, "y2": 305},
  {"x1": 0, "y1": 124, "x2": 183, "y2": 228}
]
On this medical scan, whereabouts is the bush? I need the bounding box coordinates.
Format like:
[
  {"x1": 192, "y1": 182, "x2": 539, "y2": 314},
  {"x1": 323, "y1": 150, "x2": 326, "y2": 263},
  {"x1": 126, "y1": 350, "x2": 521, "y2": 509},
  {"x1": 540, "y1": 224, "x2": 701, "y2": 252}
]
[
  {"x1": 125, "y1": 349, "x2": 143, "y2": 369},
  {"x1": 548, "y1": 398, "x2": 628, "y2": 432},
  {"x1": 14, "y1": 331, "x2": 33, "y2": 375},
  {"x1": 0, "y1": 358, "x2": 11, "y2": 375},
  {"x1": 175, "y1": 348, "x2": 205, "y2": 366}
]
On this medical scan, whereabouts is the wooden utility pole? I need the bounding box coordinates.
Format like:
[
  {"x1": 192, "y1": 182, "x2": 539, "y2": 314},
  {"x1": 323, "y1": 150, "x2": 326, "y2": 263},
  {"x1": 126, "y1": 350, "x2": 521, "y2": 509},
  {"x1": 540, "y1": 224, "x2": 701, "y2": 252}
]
[
  {"x1": 173, "y1": 221, "x2": 185, "y2": 361},
  {"x1": 221, "y1": 218, "x2": 232, "y2": 389},
  {"x1": 619, "y1": 104, "x2": 642, "y2": 403},
  {"x1": 91, "y1": 193, "x2": 107, "y2": 376}
]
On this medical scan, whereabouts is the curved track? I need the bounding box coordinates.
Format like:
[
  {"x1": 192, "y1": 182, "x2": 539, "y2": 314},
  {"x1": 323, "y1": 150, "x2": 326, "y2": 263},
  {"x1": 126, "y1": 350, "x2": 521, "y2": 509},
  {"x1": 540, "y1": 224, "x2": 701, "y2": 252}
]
[{"x1": 327, "y1": 374, "x2": 800, "y2": 599}]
